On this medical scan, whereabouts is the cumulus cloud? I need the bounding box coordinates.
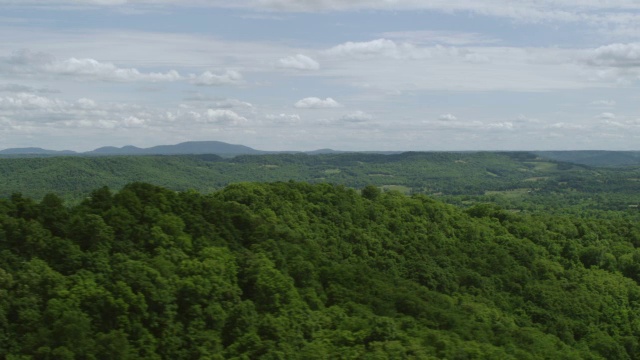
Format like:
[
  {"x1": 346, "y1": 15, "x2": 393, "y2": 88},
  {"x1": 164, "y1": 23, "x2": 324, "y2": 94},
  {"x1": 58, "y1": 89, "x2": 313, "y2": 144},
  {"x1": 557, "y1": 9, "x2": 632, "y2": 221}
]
[
  {"x1": 211, "y1": 99, "x2": 253, "y2": 108},
  {"x1": 190, "y1": 70, "x2": 244, "y2": 86},
  {"x1": 277, "y1": 54, "x2": 319, "y2": 70},
  {"x1": 182, "y1": 94, "x2": 253, "y2": 108},
  {"x1": 546, "y1": 122, "x2": 585, "y2": 130},
  {"x1": 76, "y1": 98, "x2": 97, "y2": 109},
  {"x1": 203, "y1": 109, "x2": 248, "y2": 125},
  {"x1": 162, "y1": 107, "x2": 252, "y2": 128},
  {"x1": 0, "y1": 49, "x2": 183, "y2": 82},
  {"x1": 294, "y1": 97, "x2": 342, "y2": 109},
  {"x1": 45, "y1": 58, "x2": 182, "y2": 82},
  {"x1": 0, "y1": 93, "x2": 66, "y2": 110},
  {"x1": 598, "y1": 112, "x2": 616, "y2": 120},
  {"x1": 122, "y1": 116, "x2": 147, "y2": 127},
  {"x1": 266, "y1": 113, "x2": 301, "y2": 124},
  {"x1": 324, "y1": 39, "x2": 489, "y2": 63},
  {"x1": 62, "y1": 116, "x2": 148, "y2": 129},
  {"x1": 0, "y1": 93, "x2": 152, "y2": 130},
  {"x1": 439, "y1": 113, "x2": 457, "y2": 121},
  {"x1": 585, "y1": 43, "x2": 640, "y2": 67},
  {"x1": 325, "y1": 39, "x2": 409, "y2": 58},
  {"x1": 486, "y1": 121, "x2": 514, "y2": 130},
  {"x1": 340, "y1": 110, "x2": 373, "y2": 123},
  {"x1": 582, "y1": 43, "x2": 640, "y2": 82}
]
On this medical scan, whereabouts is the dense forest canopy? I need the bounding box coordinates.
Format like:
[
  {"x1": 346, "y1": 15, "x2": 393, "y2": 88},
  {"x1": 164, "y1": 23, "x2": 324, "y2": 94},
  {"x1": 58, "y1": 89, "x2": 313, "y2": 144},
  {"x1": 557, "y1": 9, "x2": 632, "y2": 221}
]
[{"x1": 2, "y1": 182, "x2": 640, "y2": 358}]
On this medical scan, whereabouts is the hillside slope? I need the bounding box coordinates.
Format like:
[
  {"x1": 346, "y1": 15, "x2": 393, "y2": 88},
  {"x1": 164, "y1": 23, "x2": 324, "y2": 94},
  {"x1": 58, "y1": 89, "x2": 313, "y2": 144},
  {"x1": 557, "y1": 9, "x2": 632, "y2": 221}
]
[
  {"x1": 1, "y1": 182, "x2": 640, "y2": 358},
  {"x1": 2, "y1": 152, "x2": 640, "y2": 212}
]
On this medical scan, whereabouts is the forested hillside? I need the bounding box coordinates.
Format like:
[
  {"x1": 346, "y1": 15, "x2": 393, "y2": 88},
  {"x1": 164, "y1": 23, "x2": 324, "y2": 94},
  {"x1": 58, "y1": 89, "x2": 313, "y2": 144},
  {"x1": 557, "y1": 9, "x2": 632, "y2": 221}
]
[
  {"x1": 536, "y1": 151, "x2": 640, "y2": 167},
  {"x1": 2, "y1": 182, "x2": 640, "y2": 359},
  {"x1": 2, "y1": 152, "x2": 640, "y2": 212}
]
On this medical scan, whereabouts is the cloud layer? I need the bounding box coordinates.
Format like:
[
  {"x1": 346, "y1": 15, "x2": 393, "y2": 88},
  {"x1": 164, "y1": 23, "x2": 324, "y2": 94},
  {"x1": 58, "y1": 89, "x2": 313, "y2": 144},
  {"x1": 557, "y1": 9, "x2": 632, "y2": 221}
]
[
  {"x1": 2, "y1": 1, "x2": 640, "y2": 151},
  {"x1": 294, "y1": 97, "x2": 342, "y2": 109},
  {"x1": 277, "y1": 54, "x2": 319, "y2": 70}
]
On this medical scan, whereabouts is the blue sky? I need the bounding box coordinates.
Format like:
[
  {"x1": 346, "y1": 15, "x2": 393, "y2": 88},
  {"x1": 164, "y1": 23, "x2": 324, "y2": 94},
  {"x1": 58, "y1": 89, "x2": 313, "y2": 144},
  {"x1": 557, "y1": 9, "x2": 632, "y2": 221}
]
[{"x1": 1, "y1": 1, "x2": 640, "y2": 151}]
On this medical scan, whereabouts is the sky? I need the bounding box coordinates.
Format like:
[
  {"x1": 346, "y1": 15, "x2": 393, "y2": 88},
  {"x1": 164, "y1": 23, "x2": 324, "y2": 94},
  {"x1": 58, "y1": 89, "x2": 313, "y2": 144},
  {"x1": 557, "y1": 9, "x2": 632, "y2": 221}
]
[{"x1": 1, "y1": 1, "x2": 640, "y2": 151}]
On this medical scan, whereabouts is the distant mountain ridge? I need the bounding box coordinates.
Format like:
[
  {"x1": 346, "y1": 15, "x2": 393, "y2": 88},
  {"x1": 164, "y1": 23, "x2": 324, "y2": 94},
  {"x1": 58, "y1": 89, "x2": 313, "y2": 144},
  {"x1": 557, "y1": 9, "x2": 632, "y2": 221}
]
[
  {"x1": 0, "y1": 147, "x2": 77, "y2": 155},
  {"x1": 88, "y1": 145, "x2": 143, "y2": 155},
  {"x1": 1, "y1": 141, "x2": 270, "y2": 157},
  {"x1": 84, "y1": 141, "x2": 265, "y2": 156},
  {"x1": 4, "y1": 143, "x2": 640, "y2": 166}
]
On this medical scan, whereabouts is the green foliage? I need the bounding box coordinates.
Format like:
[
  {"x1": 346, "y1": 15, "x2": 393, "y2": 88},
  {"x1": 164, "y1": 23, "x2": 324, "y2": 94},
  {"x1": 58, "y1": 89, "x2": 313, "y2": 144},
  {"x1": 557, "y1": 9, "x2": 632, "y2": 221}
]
[
  {"x1": 1, "y1": 182, "x2": 640, "y2": 358},
  {"x1": 2, "y1": 152, "x2": 640, "y2": 215}
]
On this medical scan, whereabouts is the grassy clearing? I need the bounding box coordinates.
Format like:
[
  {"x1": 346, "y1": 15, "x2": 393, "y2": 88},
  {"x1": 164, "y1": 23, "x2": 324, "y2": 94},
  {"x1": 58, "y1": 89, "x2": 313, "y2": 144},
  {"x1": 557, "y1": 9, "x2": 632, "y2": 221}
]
[
  {"x1": 324, "y1": 169, "x2": 341, "y2": 175},
  {"x1": 485, "y1": 188, "x2": 531, "y2": 199},
  {"x1": 381, "y1": 185, "x2": 412, "y2": 194},
  {"x1": 525, "y1": 162, "x2": 557, "y2": 171},
  {"x1": 524, "y1": 177, "x2": 550, "y2": 182}
]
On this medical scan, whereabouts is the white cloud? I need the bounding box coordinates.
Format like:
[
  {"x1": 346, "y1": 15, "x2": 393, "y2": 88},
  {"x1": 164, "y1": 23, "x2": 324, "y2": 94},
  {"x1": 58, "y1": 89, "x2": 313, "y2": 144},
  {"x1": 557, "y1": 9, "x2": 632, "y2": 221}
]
[
  {"x1": 190, "y1": 70, "x2": 244, "y2": 86},
  {"x1": 581, "y1": 43, "x2": 640, "y2": 82},
  {"x1": 585, "y1": 43, "x2": 640, "y2": 67},
  {"x1": 266, "y1": 113, "x2": 301, "y2": 123},
  {"x1": 76, "y1": 98, "x2": 97, "y2": 109},
  {"x1": 0, "y1": 49, "x2": 183, "y2": 82},
  {"x1": 546, "y1": 122, "x2": 585, "y2": 130},
  {"x1": 211, "y1": 98, "x2": 253, "y2": 108},
  {"x1": 45, "y1": 58, "x2": 182, "y2": 82},
  {"x1": 204, "y1": 109, "x2": 248, "y2": 125},
  {"x1": 294, "y1": 97, "x2": 342, "y2": 109},
  {"x1": 325, "y1": 39, "x2": 410, "y2": 58},
  {"x1": 598, "y1": 112, "x2": 616, "y2": 120},
  {"x1": 439, "y1": 113, "x2": 457, "y2": 121},
  {"x1": 122, "y1": 115, "x2": 147, "y2": 127},
  {"x1": 182, "y1": 94, "x2": 253, "y2": 108},
  {"x1": 324, "y1": 39, "x2": 489, "y2": 63},
  {"x1": 277, "y1": 54, "x2": 319, "y2": 70},
  {"x1": 487, "y1": 121, "x2": 514, "y2": 130},
  {"x1": 340, "y1": 110, "x2": 373, "y2": 123},
  {"x1": 0, "y1": 93, "x2": 155, "y2": 131},
  {"x1": 0, "y1": 93, "x2": 66, "y2": 110}
]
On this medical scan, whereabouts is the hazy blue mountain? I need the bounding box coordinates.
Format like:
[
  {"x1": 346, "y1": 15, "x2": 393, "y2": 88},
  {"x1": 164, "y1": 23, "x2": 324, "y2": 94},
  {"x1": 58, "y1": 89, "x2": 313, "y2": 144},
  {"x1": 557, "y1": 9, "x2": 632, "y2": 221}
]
[
  {"x1": 4, "y1": 143, "x2": 640, "y2": 163},
  {"x1": 82, "y1": 141, "x2": 264, "y2": 156},
  {"x1": 141, "y1": 141, "x2": 264, "y2": 155},
  {"x1": 305, "y1": 148, "x2": 343, "y2": 155},
  {"x1": 86, "y1": 145, "x2": 143, "y2": 155},
  {"x1": 0, "y1": 147, "x2": 77, "y2": 155}
]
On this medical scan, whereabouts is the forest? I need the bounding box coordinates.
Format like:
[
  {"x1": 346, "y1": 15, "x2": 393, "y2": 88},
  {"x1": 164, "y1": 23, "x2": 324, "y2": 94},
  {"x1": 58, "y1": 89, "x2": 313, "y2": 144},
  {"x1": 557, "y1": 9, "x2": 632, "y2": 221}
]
[
  {"x1": 2, "y1": 151, "x2": 640, "y2": 213},
  {"x1": 3, "y1": 181, "x2": 640, "y2": 359}
]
